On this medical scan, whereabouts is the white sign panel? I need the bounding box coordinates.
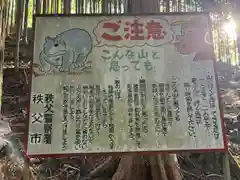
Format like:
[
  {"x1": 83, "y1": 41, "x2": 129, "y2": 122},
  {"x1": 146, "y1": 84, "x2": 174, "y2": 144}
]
[{"x1": 27, "y1": 13, "x2": 226, "y2": 156}]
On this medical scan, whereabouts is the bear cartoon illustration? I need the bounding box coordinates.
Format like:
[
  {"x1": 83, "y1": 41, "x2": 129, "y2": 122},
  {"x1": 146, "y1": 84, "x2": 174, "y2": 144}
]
[
  {"x1": 39, "y1": 28, "x2": 93, "y2": 72},
  {"x1": 171, "y1": 16, "x2": 214, "y2": 61}
]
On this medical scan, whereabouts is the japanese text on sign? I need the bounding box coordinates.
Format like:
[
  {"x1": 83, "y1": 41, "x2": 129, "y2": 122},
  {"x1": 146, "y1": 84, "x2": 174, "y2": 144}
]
[
  {"x1": 27, "y1": 14, "x2": 225, "y2": 156},
  {"x1": 94, "y1": 17, "x2": 173, "y2": 47}
]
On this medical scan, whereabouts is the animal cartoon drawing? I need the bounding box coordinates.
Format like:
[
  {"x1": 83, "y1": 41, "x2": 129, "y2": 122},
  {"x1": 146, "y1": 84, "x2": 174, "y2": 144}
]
[
  {"x1": 39, "y1": 28, "x2": 93, "y2": 72},
  {"x1": 171, "y1": 16, "x2": 214, "y2": 61}
]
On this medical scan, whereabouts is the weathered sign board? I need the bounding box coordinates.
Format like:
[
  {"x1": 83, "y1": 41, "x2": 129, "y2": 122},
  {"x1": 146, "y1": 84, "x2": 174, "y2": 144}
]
[{"x1": 26, "y1": 13, "x2": 227, "y2": 156}]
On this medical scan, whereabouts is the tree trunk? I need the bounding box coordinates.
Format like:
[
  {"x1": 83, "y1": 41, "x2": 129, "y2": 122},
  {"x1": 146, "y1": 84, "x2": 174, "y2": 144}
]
[{"x1": 128, "y1": 0, "x2": 159, "y2": 13}]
